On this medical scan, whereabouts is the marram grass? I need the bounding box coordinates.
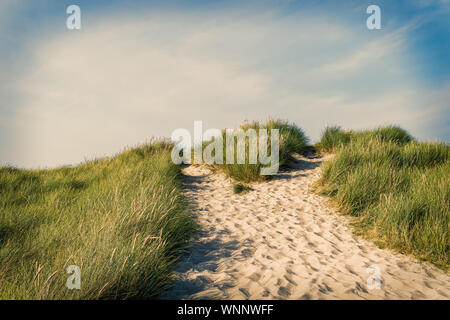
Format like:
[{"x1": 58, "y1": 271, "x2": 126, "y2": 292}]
[
  {"x1": 204, "y1": 119, "x2": 309, "y2": 182},
  {"x1": 0, "y1": 141, "x2": 196, "y2": 299},
  {"x1": 232, "y1": 183, "x2": 252, "y2": 194},
  {"x1": 316, "y1": 127, "x2": 449, "y2": 268},
  {"x1": 315, "y1": 125, "x2": 413, "y2": 153}
]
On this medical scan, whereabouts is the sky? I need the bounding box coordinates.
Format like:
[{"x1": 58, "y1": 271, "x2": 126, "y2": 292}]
[{"x1": 0, "y1": 0, "x2": 449, "y2": 168}]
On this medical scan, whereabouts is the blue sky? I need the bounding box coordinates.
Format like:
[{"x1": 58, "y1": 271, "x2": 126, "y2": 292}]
[{"x1": 0, "y1": 0, "x2": 449, "y2": 167}]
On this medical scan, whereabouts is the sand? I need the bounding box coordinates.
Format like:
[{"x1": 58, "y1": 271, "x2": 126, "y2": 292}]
[{"x1": 161, "y1": 155, "x2": 450, "y2": 299}]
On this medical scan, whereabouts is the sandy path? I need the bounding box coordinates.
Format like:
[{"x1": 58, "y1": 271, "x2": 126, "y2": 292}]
[{"x1": 161, "y1": 155, "x2": 450, "y2": 299}]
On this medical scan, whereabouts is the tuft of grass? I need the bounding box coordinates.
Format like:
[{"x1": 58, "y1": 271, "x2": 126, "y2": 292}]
[
  {"x1": 203, "y1": 119, "x2": 309, "y2": 182},
  {"x1": 316, "y1": 125, "x2": 413, "y2": 153},
  {"x1": 0, "y1": 141, "x2": 196, "y2": 299},
  {"x1": 315, "y1": 126, "x2": 352, "y2": 153},
  {"x1": 316, "y1": 131, "x2": 449, "y2": 268},
  {"x1": 232, "y1": 183, "x2": 252, "y2": 194}
]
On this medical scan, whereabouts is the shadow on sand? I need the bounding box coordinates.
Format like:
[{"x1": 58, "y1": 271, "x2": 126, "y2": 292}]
[{"x1": 160, "y1": 154, "x2": 324, "y2": 299}]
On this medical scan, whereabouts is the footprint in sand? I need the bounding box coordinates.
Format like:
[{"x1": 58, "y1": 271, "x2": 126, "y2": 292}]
[{"x1": 160, "y1": 155, "x2": 450, "y2": 300}]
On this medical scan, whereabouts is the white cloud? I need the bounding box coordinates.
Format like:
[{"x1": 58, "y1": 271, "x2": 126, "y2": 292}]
[
  {"x1": 313, "y1": 28, "x2": 405, "y2": 76},
  {"x1": 4, "y1": 9, "x2": 449, "y2": 168}
]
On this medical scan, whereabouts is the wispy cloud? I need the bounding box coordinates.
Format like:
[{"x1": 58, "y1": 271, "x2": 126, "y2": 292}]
[
  {"x1": 1, "y1": 4, "x2": 449, "y2": 167},
  {"x1": 313, "y1": 23, "x2": 416, "y2": 77}
]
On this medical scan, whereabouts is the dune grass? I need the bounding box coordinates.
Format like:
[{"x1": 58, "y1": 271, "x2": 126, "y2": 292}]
[
  {"x1": 316, "y1": 127, "x2": 449, "y2": 268},
  {"x1": 0, "y1": 141, "x2": 196, "y2": 299},
  {"x1": 205, "y1": 119, "x2": 309, "y2": 182},
  {"x1": 315, "y1": 126, "x2": 352, "y2": 153},
  {"x1": 316, "y1": 125, "x2": 413, "y2": 153},
  {"x1": 232, "y1": 183, "x2": 252, "y2": 195}
]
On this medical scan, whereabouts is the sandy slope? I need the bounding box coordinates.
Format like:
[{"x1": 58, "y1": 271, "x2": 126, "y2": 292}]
[{"x1": 161, "y1": 155, "x2": 450, "y2": 299}]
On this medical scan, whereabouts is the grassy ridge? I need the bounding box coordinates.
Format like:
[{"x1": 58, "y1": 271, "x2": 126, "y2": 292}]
[
  {"x1": 316, "y1": 125, "x2": 413, "y2": 153},
  {"x1": 0, "y1": 142, "x2": 196, "y2": 299},
  {"x1": 206, "y1": 119, "x2": 309, "y2": 182},
  {"x1": 316, "y1": 127, "x2": 449, "y2": 268}
]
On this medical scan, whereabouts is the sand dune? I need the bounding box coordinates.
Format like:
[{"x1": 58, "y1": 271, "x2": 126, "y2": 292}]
[{"x1": 161, "y1": 155, "x2": 450, "y2": 299}]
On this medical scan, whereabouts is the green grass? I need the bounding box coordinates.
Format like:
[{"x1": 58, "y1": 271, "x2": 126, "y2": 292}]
[
  {"x1": 315, "y1": 126, "x2": 352, "y2": 153},
  {"x1": 316, "y1": 128, "x2": 449, "y2": 268},
  {"x1": 315, "y1": 125, "x2": 413, "y2": 153},
  {"x1": 0, "y1": 141, "x2": 196, "y2": 299},
  {"x1": 232, "y1": 183, "x2": 252, "y2": 194},
  {"x1": 204, "y1": 119, "x2": 309, "y2": 182}
]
